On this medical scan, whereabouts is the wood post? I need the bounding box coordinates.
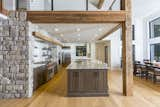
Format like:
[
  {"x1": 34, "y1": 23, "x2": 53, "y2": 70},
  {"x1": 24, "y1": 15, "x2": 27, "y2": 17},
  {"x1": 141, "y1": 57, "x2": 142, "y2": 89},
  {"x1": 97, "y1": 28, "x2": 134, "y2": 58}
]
[
  {"x1": 0, "y1": 0, "x2": 2, "y2": 13},
  {"x1": 121, "y1": 0, "x2": 133, "y2": 96}
]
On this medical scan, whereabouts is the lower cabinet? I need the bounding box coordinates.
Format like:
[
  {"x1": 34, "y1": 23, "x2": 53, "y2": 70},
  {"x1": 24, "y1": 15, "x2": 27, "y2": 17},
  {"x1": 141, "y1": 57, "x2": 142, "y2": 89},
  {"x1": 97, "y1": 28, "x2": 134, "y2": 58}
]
[
  {"x1": 67, "y1": 69, "x2": 109, "y2": 97},
  {"x1": 33, "y1": 63, "x2": 58, "y2": 91}
]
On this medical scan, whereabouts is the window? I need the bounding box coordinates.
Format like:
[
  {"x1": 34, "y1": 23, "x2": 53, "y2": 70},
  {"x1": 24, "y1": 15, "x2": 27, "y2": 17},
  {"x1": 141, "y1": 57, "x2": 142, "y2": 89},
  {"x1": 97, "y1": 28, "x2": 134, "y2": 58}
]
[
  {"x1": 149, "y1": 17, "x2": 160, "y2": 38},
  {"x1": 76, "y1": 46, "x2": 87, "y2": 56},
  {"x1": 132, "y1": 25, "x2": 135, "y2": 40},
  {"x1": 132, "y1": 45, "x2": 136, "y2": 61},
  {"x1": 150, "y1": 43, "x2": 160, "y2": 61}
]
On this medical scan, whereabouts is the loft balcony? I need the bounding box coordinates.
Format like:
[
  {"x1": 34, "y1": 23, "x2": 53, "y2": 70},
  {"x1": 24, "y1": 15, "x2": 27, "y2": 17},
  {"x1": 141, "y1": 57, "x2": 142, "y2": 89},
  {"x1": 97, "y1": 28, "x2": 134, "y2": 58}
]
[
  {"x1": 1, "y1": 0, "x2": 122, "y2": 11},
  {"x1": 0, "y1": 0, "x2": 127, "y2": 23}
]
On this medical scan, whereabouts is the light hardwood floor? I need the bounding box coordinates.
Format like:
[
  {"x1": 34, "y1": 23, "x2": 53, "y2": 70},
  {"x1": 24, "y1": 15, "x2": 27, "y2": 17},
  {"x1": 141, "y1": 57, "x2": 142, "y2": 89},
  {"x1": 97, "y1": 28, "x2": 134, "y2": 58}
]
[{"x1": 0, "y1": 67, "x2": 160, "y2": 107}]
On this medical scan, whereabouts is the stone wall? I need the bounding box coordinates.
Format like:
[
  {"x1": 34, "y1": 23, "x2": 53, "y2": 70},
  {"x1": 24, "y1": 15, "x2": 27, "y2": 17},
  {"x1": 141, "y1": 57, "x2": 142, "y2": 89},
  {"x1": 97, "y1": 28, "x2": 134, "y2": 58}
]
[{"x1": 0, "y1": 11, "x2": 29, "y2": 99}]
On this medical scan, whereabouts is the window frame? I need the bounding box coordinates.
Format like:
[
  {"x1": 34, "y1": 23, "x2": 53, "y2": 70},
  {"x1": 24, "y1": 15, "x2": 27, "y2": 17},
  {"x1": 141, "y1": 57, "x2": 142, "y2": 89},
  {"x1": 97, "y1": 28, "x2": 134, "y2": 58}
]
[
  {"x1": 150, "y1": 43, "x2": 160, "y2": 61},
  {"x1": 149, "y1": 17, "x2": 160, "y2": 39}
]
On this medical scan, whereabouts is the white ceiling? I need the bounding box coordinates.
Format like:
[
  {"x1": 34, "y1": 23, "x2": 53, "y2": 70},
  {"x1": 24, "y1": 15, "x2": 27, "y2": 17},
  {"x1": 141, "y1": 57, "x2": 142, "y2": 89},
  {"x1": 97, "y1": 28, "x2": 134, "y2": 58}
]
[
  {"x1": 133, "y1": 0, "x2": 160, "y2": 18},
  {"x1": 34, "y1": 0, "x2": 160, "y2": 43},
  {"x1": 37, "y1": 24, "x2": 119, "y2": 43}
]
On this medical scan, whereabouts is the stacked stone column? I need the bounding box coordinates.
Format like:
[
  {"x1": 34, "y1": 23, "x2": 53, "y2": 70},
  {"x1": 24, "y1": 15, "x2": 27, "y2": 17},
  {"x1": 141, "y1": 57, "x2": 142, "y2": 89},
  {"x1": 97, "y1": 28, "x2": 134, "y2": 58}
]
[{"x1": 0, "y1": 11, "x2": 29, "y2": 99}]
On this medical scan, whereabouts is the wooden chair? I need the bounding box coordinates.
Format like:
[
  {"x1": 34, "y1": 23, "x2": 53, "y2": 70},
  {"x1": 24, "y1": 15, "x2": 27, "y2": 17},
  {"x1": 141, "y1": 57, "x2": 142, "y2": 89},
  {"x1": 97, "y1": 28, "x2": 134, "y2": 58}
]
[
  {"x1": 153, "y1": 68, "x2": 160, "y2": 83},
  {"x1": 134, "y1": 63, "x2": 141, "y2": 76},
  {"x1": 140, "y1": 64, "x2": 148, "y2": 78},
  {"x1": 146, "y1": 66, "x2": 155, "y2": 82}
]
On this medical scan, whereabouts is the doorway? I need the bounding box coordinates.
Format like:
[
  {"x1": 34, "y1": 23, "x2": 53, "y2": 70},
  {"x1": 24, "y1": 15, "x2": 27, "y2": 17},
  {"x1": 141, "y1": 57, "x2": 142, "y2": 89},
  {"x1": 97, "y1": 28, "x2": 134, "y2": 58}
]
[{"x1": 105, "y1": 46, "x2": 109, "y2": 64}]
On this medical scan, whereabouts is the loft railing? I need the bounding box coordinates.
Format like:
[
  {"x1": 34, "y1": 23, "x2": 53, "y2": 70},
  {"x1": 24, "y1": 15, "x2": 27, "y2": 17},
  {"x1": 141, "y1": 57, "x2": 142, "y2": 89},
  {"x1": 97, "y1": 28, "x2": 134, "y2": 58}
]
[{"x1": 1, "y1": 0, "x2": 121, "y2": 12}]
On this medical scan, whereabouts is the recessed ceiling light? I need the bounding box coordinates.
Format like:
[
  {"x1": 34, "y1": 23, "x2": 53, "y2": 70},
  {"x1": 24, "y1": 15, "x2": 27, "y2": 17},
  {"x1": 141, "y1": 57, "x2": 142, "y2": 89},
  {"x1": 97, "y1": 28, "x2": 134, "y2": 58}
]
[
  {"x1": 76, "y1": 28, "x2": 81, "y2": 32},
  {"x1": 95, "y1": 34, "x2": 98, "y2": 37},
  {"x1": 98, "y1": 28, "x2": 102, "y2": 32},
  {"x1": 60, "y1": 34, "x2": 64, "y2": 37},
  {"x1": 54, "y1": 28, "x2": 59, "y2": 32},
  {"x1": 77, "y1": 34, "x2": 81, "y2": 36}
]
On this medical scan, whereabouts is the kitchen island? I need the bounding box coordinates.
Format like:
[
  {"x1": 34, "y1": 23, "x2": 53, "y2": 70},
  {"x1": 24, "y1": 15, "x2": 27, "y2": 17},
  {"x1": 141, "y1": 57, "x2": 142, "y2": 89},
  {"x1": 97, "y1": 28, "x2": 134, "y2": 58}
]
[{"x1": 67, "y1": 60, "x2": 109, "y2": 97}]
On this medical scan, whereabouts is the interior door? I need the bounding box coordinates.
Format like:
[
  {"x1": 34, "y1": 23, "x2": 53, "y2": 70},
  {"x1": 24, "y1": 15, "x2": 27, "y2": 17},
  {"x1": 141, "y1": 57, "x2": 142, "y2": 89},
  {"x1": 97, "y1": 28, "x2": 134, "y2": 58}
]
[{"x1": 105, "y1": 46, "x2": 109, "y2": 64}]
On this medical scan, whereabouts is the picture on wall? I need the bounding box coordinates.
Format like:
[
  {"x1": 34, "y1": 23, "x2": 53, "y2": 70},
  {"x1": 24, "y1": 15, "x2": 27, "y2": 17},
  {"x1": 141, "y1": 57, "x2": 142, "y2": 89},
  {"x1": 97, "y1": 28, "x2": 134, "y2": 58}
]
[{"x1": 76, "y1": 46, "x2": 87, "y2": 56}]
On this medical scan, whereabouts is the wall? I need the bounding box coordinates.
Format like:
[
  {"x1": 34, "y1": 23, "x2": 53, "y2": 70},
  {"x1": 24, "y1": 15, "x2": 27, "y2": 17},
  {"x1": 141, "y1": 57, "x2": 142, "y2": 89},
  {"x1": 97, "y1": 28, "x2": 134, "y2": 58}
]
[
  {"x1": 132, "y1": 18, "x2": 144, "y2": 62},
  {"x1": 63, "y1": 43, "x2": 95, "y2": 60},
  {"x1": 0, "y1": 11, "x2": 30, "y2": 99},
  {"x1": 103, "y1": 29, "x2": 121, "y2": 70},
  {"x1": 132, "y1": 10, "x2": 160, "y2": 62},
  {"x1": 95, "y1": 42, "x2": 106, "y2": 63},
  {"x1": 143, "y1": 10, "x2": 160, "y2": 60}
]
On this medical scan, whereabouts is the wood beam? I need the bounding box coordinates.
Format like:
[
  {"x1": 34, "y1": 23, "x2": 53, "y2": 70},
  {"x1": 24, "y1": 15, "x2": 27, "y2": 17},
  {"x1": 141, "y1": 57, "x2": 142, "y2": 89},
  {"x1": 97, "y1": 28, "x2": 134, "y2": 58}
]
[
  {"x1": 98, "y1": 24, "x2": 121, "y2": 40},
  {"x1": 27, "y1": 11, "x2": 126, "y2": 23},
  {"x1": 0, "y1": 0, "x2": 9, "y2": 16},
  {"x1": 98, "y1": 0, "x2": 105, "y2": 9},
  {"x1": 32, "y1": 32, "x2": 63, "y2": 47},
  {"x1": 0, "y1": 0, "x2": 2, "y2": 13},
  {"x1": 2, "y1": 8, "x2": 9, "y2": 16},
  {"x1": 121, "y1": 0, "x2": 133, "y2": 96}
]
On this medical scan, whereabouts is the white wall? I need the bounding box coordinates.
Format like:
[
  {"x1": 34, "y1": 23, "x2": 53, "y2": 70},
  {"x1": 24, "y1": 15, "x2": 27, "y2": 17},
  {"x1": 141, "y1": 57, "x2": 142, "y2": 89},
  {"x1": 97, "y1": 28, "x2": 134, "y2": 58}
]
[
  {"x1": 103, "y1": 29, "x2": 121, "y2": 69},
  {"x1": 63, "y1": 43, "x2": 96, "y2": 60},
  {"x1": 132, "y1": 18, "x2": 144, "y2": 62},
  {"x1": 143, "y1": 10, "x2": 160, "y2": 60}
]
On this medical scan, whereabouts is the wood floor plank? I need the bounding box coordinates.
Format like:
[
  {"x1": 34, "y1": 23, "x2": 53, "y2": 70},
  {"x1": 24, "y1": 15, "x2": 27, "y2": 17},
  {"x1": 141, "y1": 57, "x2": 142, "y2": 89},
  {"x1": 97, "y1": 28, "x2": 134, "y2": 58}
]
[{"x1": 0, "y1": 68, "x2": 159, "y2": 107}]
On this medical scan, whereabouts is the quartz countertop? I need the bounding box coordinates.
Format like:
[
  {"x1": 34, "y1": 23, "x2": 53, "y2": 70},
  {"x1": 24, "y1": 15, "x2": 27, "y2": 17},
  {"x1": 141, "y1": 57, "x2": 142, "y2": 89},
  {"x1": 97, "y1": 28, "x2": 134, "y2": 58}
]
[{"x1": 67, "y1": 60, "x2": 108, "y2": 70}]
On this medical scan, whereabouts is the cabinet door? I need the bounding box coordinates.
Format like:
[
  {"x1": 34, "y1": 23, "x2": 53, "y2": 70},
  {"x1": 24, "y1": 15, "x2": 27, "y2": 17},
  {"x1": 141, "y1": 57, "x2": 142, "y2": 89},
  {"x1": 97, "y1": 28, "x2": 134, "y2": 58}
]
[
  {"x1": 79, "y1": 70, "x2": 98, "y2": 92},
  {"x1": 97, "y1": 71, "x2": 108, "y2": 91},
  {"x1": 68, "y1": 71, "x2": 80, "y2": 92}
]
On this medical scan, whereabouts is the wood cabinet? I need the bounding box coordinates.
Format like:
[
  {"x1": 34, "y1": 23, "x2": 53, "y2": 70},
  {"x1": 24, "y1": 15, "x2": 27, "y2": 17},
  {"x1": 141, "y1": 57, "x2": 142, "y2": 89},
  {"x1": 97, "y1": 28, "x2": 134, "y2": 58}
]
[
  {"x1": 67, "y1": 69, "x2": 109, "y2": 97},
  {"x1": 33, "y1": 65, "x2": 46, "y2": 91},
  {"x1": 33, "y1": 62, "x2": 58, "y2": 91}
]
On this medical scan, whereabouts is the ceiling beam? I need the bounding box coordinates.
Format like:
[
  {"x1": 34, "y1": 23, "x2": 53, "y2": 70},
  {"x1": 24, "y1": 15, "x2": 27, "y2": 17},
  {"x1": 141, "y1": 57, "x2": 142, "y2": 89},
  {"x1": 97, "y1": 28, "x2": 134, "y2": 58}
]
[
  {"x1": 32, "y1": 32, "x2": 63, "y2": 47},
  {"x1": 98, "y1": 23, "x2": 121, "y2": 40},
  {"x1": 0, "y1": 0, "x2": 9, "y2": 16},
  {"x1": 27, "y1": 11, "x2": 126, "y2": 23},
  {"x1": 98, "y1": 0, "x2": 105, "y2": 9},
  {"x1": 1, "y1": 8, "x2": 9, "y2": 16}
]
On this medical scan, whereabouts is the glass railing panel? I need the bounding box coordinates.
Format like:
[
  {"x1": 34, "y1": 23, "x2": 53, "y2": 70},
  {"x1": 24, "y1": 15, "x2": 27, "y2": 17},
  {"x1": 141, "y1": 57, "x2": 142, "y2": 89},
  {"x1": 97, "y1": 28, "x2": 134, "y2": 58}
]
[
  {"x1": 27, "y1": 0, "x2": 52, "y2": 11},
  {"x1": 5, "y1": 0, "x2": 121, "y2": 11},
  {"x1": 54, "y1": 0, "x2": 87, "y2": 11},
  {"x1": 2, "y1": 0, "x2": 16, "y2": 10},
  {"x1": 88, "y1": 0, "x2": 120, "y2": 11}
]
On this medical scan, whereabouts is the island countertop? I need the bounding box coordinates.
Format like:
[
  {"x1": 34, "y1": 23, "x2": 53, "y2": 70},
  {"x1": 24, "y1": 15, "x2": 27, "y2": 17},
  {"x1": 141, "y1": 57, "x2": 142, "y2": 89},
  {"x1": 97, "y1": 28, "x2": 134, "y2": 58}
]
[{"x1": 67, "y1": 60, "x2": 108, "y2": 70}]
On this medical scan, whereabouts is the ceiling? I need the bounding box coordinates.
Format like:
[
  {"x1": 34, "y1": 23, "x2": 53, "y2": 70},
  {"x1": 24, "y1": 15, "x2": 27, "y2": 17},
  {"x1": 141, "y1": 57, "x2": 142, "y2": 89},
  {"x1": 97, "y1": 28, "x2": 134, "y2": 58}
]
[
  {"x1": 37, "y1": 23, "x2": 119, "y2": 43},
  {"x1": 133, "y1": 0, "x2": 160, "y2": 18},
  {"x1": 34, "y1": 0, "x2": 160, "y2": 43}
]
